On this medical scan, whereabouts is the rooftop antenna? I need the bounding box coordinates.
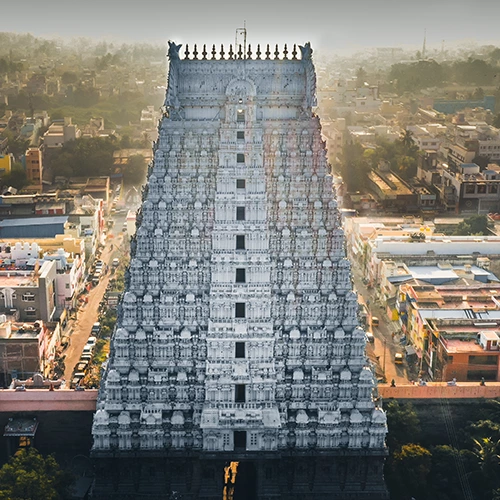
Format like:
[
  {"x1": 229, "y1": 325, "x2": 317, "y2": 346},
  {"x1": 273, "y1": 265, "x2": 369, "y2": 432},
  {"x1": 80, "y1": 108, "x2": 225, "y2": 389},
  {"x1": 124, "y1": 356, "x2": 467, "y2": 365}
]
[{"x1": 236, "y1": 21, "x2": 247, "y2": 58}]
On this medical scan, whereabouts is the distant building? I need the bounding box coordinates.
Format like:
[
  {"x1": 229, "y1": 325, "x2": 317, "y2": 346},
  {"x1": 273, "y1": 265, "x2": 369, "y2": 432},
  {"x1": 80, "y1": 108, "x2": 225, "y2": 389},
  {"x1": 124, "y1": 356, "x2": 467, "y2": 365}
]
[
  {"x1": 24, "y1": 147, "x2": 43, "y2": 192},
  {"x1": 0, "y1": 216, "x2": 68, "y2": 239},
  {"x1": 42, "y1": 118, "x2": 80, "y2": 149},
  {"x1": 0, "y1": 320, "x2": 55, "y2": 386},
  {"x1": 398, "y1": 282, "x2": 500, "y2": 381},
  {"x1": 433, "y1": 96, "x2": 495, "y2": 114},
  {"x1": 0, "y1": 258, "x2": 56, "y2": 322},
  {"x1": 0, "y1": 153, "x2": 13, "y2": 176}
]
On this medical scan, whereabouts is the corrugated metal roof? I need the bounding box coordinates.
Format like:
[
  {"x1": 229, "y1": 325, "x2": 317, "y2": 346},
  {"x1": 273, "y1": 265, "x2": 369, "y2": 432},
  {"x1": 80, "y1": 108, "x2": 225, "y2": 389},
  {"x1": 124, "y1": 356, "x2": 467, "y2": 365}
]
[{"x1": 0, "y1": 216, "x2": 68, "y2": 227}]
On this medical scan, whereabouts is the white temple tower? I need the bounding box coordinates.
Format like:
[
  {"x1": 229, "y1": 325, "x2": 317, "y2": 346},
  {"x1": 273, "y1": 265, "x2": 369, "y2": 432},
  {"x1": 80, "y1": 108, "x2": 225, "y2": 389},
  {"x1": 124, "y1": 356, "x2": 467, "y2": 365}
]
[{"x1": 92, "y1": 41, "x2": 388, "y2": 500}]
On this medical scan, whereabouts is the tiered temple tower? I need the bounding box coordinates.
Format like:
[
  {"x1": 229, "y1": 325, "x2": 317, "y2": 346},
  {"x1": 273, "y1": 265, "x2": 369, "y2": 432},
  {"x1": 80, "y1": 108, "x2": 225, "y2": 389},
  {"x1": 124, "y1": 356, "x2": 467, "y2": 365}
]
[{"x1": 92, "y1": 41, "x2": 388, "y2": 499}]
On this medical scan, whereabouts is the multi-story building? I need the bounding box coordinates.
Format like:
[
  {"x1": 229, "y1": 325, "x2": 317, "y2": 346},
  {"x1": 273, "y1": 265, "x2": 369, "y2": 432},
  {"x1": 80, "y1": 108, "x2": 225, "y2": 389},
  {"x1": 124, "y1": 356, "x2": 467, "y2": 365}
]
[
  {"x1": 24, "y1": 147, "x2": 43, "y2": 192},
  {"x1": 0, "y1": 320, "x2": 56, "y2": 387},
  {"x1": 398, "y1": 282, "x2": 500, "y2": 381},
  {"x1": 92, "y1": 41, "x2": 388, "y2": 499}
]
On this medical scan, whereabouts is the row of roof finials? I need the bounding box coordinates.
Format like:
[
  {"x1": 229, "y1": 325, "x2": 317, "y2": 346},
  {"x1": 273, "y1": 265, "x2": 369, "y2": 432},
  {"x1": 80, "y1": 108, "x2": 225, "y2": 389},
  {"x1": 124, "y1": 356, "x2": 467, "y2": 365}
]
[{"x1": 178, "y1": 43, "x2": 305, "y2": 61}]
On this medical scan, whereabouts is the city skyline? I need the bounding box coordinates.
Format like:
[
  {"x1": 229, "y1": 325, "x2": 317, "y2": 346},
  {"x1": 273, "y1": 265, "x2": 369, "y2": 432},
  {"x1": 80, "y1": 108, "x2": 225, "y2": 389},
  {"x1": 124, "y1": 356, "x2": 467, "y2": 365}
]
[{"x1": 3, "y1": 0, "x2": 500, "y2": 54}]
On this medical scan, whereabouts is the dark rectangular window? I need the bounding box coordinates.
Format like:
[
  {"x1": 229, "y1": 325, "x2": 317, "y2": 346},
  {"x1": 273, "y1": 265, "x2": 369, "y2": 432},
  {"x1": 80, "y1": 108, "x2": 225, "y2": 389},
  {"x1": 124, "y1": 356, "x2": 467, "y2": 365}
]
[
  {"x1": 236, "y1": 179, "x2": 246, "y2": 189},
  {"x1": 237, "y1": 131, "x2": 245, "y2": 140},
  {"x1": 235, "y1": 384, "x2": 246, "y2": 403},
  {"x1": 235, "y1": 342, "x2": 246, "y2": 358},
  {"x1": 237, "y1": 153, "x2": 245, "y2": 163},
  {"x1": 235, "y1": 302, "x2": 246, "y2": 318},
  {"x1": 235, "y1": 268, "x2": 246, "y2": 283},
  {"x1": 469, "y1": 355, "x2": 498, "y2": 366},
  {"x1": 236, "y1": 206, "x2": 246, "y2": 221},
  {"x1": 237, "y1": 109, "x2": 245, "y2": 122},
  {"x1": 234, "y1": 431, "x2": 247, "y2": 449},
  {"x1": 236, "y1": 235, "x2": 246, "y2": 250}
]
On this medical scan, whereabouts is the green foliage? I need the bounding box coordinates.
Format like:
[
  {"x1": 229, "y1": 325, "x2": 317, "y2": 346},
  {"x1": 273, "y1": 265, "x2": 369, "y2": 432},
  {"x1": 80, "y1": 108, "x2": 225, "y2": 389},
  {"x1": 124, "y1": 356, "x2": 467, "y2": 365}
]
[
  {"x1": 60, "y1": 71, "x2": 78, "y2": 85},
  {"x1": 390, "y1": 444, "x2": 432, "y2": 498},
  {"x1": 0, "y1": 57, "x2": 23, "y2": 75},
  {"x1": 122, "y1": 154, "x2": 147, "y2": 186},
  {"x1": 388, "y1": 57, "x2": 499, "y2": 94},
  {"x1": 1, "y1": 165, "x2": 28, "y2": 191},
  {"x1": 50, "y1": 136, "x2": 118, "y2": 178},
  {"x1": 0, "y1": 447, "x2": 73, "y2": 500},
  {"x1": 385, "y1": 400, "x2": 421, "y2": 451},
  {"x1": 338, "y1": 142, "x2": 371, "y2": 192},
  {"x1": 389, "y1": 59, "x2": 445, "y2": 93},
  {"x1": 453, "y1": 215, "x2": 492, "y2": 236}
]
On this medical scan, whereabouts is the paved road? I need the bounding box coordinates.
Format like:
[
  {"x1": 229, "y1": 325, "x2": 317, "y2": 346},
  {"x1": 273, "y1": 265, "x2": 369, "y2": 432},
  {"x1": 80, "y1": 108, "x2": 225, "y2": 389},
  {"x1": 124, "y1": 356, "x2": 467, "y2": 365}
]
[
  {"x1": 63, "y1": 217, "x2": 127, "y2": 383},
  {"x1": 351, "y1": 262, "x2": 409, "y2": 384}
]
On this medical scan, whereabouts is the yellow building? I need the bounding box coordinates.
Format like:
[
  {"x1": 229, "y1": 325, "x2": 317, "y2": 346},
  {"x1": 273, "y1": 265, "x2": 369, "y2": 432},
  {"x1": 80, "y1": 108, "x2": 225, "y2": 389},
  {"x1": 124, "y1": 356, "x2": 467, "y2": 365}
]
[{"x1": 0, "y1": 153, "x2": 13, "y2": 176}]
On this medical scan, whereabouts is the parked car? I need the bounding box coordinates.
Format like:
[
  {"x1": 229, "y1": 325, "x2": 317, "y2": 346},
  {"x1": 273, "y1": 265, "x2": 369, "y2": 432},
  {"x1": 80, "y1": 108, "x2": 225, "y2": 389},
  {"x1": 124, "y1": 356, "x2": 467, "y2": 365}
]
[
  {"x1": 75, "y1": 361, "x2": 88, "y2": 372},
  {"x1": 80, "y1": 353, "x2": 92, "y2": 361},
  {"x1": 86, "y1": 336, "x2": 97, "y2": 347},
  {"x1": 112, "y1": 258, "x2": 119, "y2": 268},
  {"x1": 365, "y1": 332, "x2": 375, "y2": 343},
  {"x1": 91, "y1": 322, "x2": 101, "y2": 334},
  {"x1": 82, "y1": 345, "x2": 93, "y2": 355},
  {"x1": 371, "y1": 316, "x2": 380, "y2": 327},
  {"x1": 70, "y1": 372, "x2": 86, "y2": 389},
  {"x1": 394, "y1": 353, "x2": 404, "y2": 365}
]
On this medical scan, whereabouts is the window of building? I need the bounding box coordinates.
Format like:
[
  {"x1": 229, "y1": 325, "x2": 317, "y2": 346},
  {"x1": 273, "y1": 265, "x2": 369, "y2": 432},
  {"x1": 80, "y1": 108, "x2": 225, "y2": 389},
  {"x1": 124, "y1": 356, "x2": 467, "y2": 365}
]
[
  {"x1": 467, "y1": 370, "x2": 497, "y2": 381},
  {"x1": 235, "y1": 302, "x2": 246, "y2": 318},
  {"x1": 250, "y1": 433, "x2": 258, "y2": 446},
  {"x1": 477, "y1": 183, "x2": 487, "y2": 194},
  {"x1": 236, "y1": 206, "x2": 246, "y2": 221},
  {"x1": 223, "y1": 433, "x2": 230, "y2": 447},
  {"x1": 235, "y1": 342, "x2": 246, "y2": 358},
  {"x1": 22, "y1": 293, "x2": 35, "y2": 302},
  {"x1": 236, "y1": 179, "x2": 246, "y2": 189},
  {"x1": 469, "y1": 355, "x2": 498, "y2": 366},
  {"x1": 25, "y1": 308, "x2": 37, "y2": 317},
  {"x1": 465, "y1": 183, "x2": 476, "y2": 194},
  {"x1": 18, "y1": 436, "x2": 32, "y2": 447},
  {"x1": 237, "y1": 131, "x2": 245, "y2": 140},
  {"x1": 234, "y1": 430, "x2": 246, "y2": 449},
  {"x1": 235, "y1": 268, "x2": 246, "y2": 283},
  {"x1": 236, "y1": 235, "x2": 246, "y2": 250},
  {"x1": 237, "y1": 109, "x2": 245, "y2": 122},
  {"x1": 489, "y1": 184, "x2": 498, "y2": 193},
  {"x1": 235, "y1": 384, "x2": 246, "y2": 403},
  {"x1": 237, "y1": 153, "x2": 245, "y2": 163}
]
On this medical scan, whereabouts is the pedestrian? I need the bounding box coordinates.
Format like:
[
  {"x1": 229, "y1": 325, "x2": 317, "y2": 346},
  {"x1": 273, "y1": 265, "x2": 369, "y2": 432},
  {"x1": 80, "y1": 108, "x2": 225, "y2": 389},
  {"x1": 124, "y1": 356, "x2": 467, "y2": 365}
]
[
  {"x1": 390, "y1": 379, "x2": 396, "y2": 387},
  {"x1": 480, "y1": 377, "x2": 485, "y2": 386}
]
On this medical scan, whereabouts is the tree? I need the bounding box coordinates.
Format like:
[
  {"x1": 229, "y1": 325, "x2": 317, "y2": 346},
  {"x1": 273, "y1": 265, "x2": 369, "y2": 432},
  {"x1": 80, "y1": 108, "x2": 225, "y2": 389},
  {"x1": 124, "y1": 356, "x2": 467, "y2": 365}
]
[
  {"x1": 122, "y1": 154, "x2": 147, "y2": 186},
  {"x1": 60, "y1": 71, "x2": 78, "y2": 85},
  {"x1": 0, "y1": 447, "x2": 73, "y2": 500},
  {"x1": 1, "y1": 165, "x2": 29, "y2": 191},
  {"x1": 385, "y1": 400, "x2": 421, "y2": 451},
  {"x1": 390, "y1": 444, "x2": 432, "y2": 499},
  {"x1": 356, "y1": 67, "x2": 367, "y2": 87},
  {"x1": 453, "y1": 215, "x2": 491, "y2": 236},
  {"x1": 338, "y1": 142, "x2": 371, "y2": 192}
]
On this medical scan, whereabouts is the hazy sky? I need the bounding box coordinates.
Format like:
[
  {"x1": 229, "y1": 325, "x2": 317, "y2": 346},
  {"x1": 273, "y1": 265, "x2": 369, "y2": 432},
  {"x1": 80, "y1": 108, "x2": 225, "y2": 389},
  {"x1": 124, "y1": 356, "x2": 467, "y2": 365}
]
[{"x1": 3, "y1": 0, "x2": 500, "y2": 53}]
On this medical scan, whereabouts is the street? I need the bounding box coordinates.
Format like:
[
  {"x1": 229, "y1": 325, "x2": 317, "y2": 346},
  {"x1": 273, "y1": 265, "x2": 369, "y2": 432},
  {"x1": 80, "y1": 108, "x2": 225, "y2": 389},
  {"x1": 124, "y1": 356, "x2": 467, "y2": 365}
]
[
  {"x1": 62, "y1": 213, "x2": 129, "y2": 383},
  {"x1": 351, "y1": 261, "x2": 409, "y2": 385}
]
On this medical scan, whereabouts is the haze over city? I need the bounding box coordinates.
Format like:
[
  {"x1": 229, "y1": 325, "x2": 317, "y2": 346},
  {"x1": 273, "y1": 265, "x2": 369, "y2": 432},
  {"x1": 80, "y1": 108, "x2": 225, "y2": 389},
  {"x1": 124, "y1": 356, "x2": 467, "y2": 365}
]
[{"x1": 3, "y1": 0, "x2": 500, "y2": 53}]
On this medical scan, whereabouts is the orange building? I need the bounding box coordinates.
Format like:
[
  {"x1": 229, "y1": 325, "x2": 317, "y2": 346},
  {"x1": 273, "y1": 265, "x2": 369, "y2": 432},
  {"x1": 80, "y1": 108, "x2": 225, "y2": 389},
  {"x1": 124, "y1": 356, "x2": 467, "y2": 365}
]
[{"x1": 25, "y1": 147, "x2": 43, "y2": 192}]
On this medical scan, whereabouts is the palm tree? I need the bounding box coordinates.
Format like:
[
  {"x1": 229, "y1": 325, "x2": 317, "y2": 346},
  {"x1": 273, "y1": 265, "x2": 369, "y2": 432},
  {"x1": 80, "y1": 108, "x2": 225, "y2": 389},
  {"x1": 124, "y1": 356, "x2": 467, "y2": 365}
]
[
  {"x1": 472, "y1": 437, "x2": 500, "y2": 478},
  {"x1": 400, "y1": 129, "x2": 414, "y2": 150}
]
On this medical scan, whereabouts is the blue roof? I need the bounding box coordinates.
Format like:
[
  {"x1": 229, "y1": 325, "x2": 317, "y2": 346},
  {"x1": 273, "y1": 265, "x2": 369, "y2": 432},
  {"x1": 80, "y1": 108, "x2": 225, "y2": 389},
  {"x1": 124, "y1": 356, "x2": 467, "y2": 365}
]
[
  {"x1": 0, "y1": 216, "x2": 68, "y2": 227},
  {"x1": 0, "y1": 216, "x2": 68, "y2": 238}
]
